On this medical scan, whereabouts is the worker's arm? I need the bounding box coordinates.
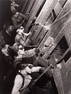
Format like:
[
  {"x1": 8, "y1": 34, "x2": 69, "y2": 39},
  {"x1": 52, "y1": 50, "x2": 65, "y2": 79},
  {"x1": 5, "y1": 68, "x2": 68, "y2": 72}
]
[{"x1": 11, "y1": 75, "x2": 23, "y2": 94}]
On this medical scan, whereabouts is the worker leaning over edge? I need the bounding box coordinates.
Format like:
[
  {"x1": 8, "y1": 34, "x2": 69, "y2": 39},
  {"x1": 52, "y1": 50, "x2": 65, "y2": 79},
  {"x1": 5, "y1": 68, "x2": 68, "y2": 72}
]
[{"x1": 11, "y1": 63, "x2": 42, "y2": 94}]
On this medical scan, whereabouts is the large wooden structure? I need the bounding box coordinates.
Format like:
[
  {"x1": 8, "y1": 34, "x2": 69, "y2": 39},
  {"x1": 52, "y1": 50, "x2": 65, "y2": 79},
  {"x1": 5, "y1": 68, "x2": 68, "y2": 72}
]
[
  {"x1": 22, "y1": 0, "x2": 71, "y2": 94},
  {"x1": 20, "y1": 0, "x2": 71, "y2": 93},
  {"x1": 1, "y1": 0, "x2": 71, "y2": 94}
]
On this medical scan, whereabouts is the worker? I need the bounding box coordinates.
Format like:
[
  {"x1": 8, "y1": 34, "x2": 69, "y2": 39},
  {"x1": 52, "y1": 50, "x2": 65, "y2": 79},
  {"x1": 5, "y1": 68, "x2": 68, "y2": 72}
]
[
  {"x1": 15, "y1": 26, "x2": 31, "y2": 46},
  {"x1": 11, "y1": 64, "x2": 42, "y2": 94},
  {"x1": 2, "y1": 44, "x2": 17, "y2": 61},
  {"x1": 4, "y1": 25, "x2": 16, "y2": 45},
  {"x1": 12, "y1": 12, "x2": 28, "y2": 29},
  {"x1": 1, "y1": 44, "x2": 18, "y2": 94},
  {"x1": 14, "y1": 48, "x2": 39, "y2": 67}
]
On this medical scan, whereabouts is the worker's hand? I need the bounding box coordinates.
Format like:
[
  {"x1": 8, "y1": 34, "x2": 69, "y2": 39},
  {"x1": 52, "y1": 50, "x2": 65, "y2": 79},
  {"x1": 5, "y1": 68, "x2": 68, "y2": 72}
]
[
  {"x1": 15, "y1": 55, "x2": 22, "y2": 61},
  {"x1": 31, "y1": 66, "x2": 42, "y2": 73}
]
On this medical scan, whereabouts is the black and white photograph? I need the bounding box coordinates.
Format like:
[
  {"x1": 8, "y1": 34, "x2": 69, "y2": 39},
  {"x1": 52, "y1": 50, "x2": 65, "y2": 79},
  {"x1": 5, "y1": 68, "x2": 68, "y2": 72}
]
[{"x1": 0, "y1": 0, "x2": 71, "y2": 94}]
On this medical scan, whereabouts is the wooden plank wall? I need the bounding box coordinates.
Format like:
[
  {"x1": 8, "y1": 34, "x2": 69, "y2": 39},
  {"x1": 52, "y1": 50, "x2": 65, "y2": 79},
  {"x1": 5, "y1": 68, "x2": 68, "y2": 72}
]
[
  {"x1": 41, "y1": 0, "x2": 71, "y2": 59},
  {"x1": 21, "y1": 0, "x2": 71, "y2": 94},
  {"x1": 22, "y1": 0, "x2": 71, "y2": 60},
  {"x1": 62, "y1": 57, "x2": 71, "y2": 94},
  {"x1": 53, "y1": 57, "x2": 71, "y2": 94},
  {"x1": 30, "y1": 0, "x2": 68, "y2": 46},
  {"x1": 38, "y1": 0, "x2": 68, "y2": 49},
  {"x1": 35, "y1": 0, "x2": 58, "y2": 24},
  {"x1": 21, "y1": 0, "x2": 29, "y2": 13},
  {"x1": 30, "y1": 0, "x2": 58, "y2": 44},
  {"x1": 43, "y1": 16, "x2": 71, "y2": 59},
  {"x1": 26, "y1": 0, "x2": 35, "y2": 14},
  {"x1": 24, "y1": 0, "x2": 46, "y2": 33}
]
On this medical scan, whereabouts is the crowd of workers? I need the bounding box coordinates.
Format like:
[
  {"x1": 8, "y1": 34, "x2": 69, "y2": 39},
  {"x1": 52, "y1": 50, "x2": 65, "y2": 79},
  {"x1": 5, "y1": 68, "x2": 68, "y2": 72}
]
[{"x1": 0, "y1": 0, "x2": 58, "y2": 94}]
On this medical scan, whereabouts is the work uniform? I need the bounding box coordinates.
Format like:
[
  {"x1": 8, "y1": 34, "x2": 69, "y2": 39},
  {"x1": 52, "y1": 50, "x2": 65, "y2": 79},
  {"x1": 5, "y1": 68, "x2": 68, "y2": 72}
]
[
  {"x1": 12, "y1": 12, "x2": 27, "y2": 28},
  {"x1": 15, "y1": 27, "x2": 31, "y2": 47},
  {"x1": 11, "y1": 65, "x2": 41, "y2": 94}
]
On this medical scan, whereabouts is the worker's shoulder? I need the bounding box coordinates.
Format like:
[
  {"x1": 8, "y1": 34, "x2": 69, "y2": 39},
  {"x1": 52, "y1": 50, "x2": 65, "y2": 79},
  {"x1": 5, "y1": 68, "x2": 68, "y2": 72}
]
[{"x1": 15, "y1": 73, "x2": 23, "y2": 83}]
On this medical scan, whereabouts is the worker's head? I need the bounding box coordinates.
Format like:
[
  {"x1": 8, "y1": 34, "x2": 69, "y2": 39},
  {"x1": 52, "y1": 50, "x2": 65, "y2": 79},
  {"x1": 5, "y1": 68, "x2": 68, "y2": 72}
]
[
  {"x1": 20, "y1": 26, "x2": 24, "y2": 29},
  {"x1": 16, "y1": 26, "x2": 24, "y2": 35},
  {"x1": 7, "y1": 46, "x2": 18, "y2": 59},
  {"x1": 12, "y1": 42, "x2": 19, "y2": 52}
]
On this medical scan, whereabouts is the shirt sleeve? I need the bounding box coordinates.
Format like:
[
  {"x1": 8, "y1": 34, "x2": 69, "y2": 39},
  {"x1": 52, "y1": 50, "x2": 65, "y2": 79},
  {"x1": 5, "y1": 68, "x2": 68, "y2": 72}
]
[
  {"x1": 31, "y1": 67, "x2": 41, "y2": 73},
  {"x1": 11, "y1": 74, "x2": 23, "y2": 94}
]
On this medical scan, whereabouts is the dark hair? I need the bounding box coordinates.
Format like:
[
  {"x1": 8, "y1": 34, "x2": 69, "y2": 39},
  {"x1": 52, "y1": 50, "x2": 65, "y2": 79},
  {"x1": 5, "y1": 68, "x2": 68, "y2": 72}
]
[
  {"x1": 17, "y1": 63, "x2": 28, "y2": 70},
  {"x1": 8, "y1": 46, "x2": 18, "y2": 59}
]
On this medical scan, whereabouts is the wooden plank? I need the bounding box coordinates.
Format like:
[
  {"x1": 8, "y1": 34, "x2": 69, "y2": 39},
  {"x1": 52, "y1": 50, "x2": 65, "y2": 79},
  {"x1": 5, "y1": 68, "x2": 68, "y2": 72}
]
[
  {"x1": 44, "y1": 0, "x2": 71, "y2": 29},
  {"x1": 34, "y1": 28, "x2": 48, "y2": 45},
  {"x1": 22, "y1": 0, "x2": 32, "y2": 14},
  {"x1": 38, "y1": 0, "x2": 71, "y2": 48},
  {"x1": 42, "y1": 16, "x2": 71, "y2": 59},
  {"x1": 29, "y1": 0, "x2": 39, "y2": 15},
  {"x1": 24, "y1": 0, "x2": 46, "y2": 33},
  {"x1": 35, "y1": 0, "x2": 58, "y2": 25},
  {"x1": 26, "y1": 0, "x2": 35, "y2": 14},
  {"x1": 55, "y1": 0, "x2": 71, "y2": 19},
  {"x1": 64, "y1": 17, "x2": 71, "y2": 46},
  {"x1": 34, "y1": 24, "x2": 52, "y2": 45},
  {"x1": 31, "y1": 0, "x2": 58, "y2": 43},
  {"x1": 50, "y1": 9, "x2": 71, "y2": 38},
  {"x1": 54, "y1": 2, "x2": 62, "y2": 16},
  {"x1": 39, "y1": 9, "x2": 71, "y2": 51},
  {"x1": 60, "y1": 57, "x2": 71, "y2": 94},
  {"x1": 21, "y1": 0, "x2": 29, "y2": 13},
  {"x1": 31, "y1": 24, "x2": 51, "y2": 45},
  {"x1": 31, "y1": 25, "x2": 43, "y2": 43},
  {"x1": 35, "y1": 1, "x2": 63, "y2": 44},
  {"x1": 53, "y1": 61, "x2": 65, "y2": 94},
  {"x1": 53, "y1": 57, "x2": 71, "y2": 94},
  {"x1": 39, "y1": 0, "x2": 71, "y2": 50},
  {"x1": 45, "y1": 10, "x2": 56, "y2": 24},
  {"x1": 59, "y1": 0, "x2": 67, "y2": 7},
  {"x1": 38, "y1": 30, "x2": 51, "y2": 49}
]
